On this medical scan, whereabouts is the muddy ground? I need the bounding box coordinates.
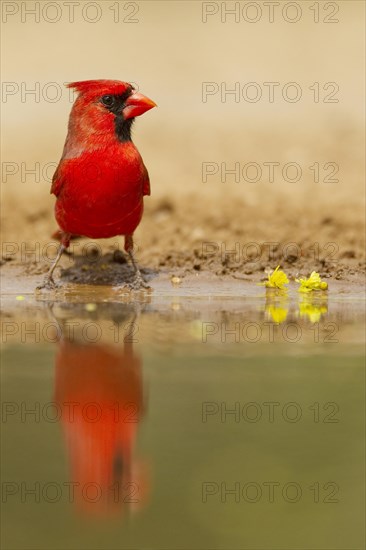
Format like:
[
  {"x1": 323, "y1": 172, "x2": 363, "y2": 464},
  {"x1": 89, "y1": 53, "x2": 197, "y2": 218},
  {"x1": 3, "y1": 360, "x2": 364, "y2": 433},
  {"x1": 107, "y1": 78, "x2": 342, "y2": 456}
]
[{"x1": 1, "y1": 191, "x2": 365, "y2": 293}]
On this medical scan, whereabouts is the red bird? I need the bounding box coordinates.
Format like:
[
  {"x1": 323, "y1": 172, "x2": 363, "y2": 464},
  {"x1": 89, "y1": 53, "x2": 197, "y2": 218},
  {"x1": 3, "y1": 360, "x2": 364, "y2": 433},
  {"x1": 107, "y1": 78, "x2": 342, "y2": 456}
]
[{"x1": 39, "y1": 79, "x2": 156, "y2": 289}]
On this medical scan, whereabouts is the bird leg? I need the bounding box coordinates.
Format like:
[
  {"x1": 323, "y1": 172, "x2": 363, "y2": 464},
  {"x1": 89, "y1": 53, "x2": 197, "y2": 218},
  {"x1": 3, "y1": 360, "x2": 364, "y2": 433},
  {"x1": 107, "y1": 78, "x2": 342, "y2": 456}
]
[
  {"x1": 125, "y1": 235, "x2": 150, "y2": 290},
  {"x1": 37, "y1": 234, "x2": 70, "y2": 290},
  {"x1": 51, "y1": 230, "x2": 80, "y2": 256}
]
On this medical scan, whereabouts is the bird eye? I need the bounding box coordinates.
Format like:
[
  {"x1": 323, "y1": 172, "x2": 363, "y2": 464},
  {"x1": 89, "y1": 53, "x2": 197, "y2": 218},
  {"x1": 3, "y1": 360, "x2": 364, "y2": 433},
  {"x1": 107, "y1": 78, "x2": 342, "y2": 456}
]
[{"x1": 101, "y1": 95, "x2": 114, "y2": 107}]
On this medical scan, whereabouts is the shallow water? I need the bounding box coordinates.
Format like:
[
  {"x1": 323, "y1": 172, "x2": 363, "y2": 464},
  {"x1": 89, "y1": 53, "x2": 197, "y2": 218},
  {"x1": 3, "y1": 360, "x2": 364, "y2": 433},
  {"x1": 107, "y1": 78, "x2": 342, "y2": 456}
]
[{"x1": 1, "y1": 286, "x2": 365, "y2": 550}]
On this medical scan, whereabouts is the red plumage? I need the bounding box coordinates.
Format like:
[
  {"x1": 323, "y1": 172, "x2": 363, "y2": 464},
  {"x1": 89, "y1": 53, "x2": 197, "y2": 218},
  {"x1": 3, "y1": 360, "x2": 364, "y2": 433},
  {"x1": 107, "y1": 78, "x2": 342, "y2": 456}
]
[
  {"x1": 39, "y1": 80, "x2": 156, "y2": 289},
  {"x1": 52, "y1": 79, "x2": 155, "y2": 245},
  {"x1": 53, "y1": 141, "x2": 149, "y2": 239}
]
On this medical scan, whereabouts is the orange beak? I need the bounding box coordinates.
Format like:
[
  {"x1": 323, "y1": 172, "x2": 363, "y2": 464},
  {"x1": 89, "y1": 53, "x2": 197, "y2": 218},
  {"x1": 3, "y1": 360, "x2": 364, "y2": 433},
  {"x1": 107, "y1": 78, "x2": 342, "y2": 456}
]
[{"x1": 123, "y1": 92, "x2": 157, "y2": 120}]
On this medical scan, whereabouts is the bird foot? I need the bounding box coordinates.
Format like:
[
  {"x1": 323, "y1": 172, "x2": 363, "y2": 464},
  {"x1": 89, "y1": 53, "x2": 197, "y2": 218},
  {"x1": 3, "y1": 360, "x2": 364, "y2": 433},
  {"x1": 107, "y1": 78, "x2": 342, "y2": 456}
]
[
  {"x1": 36, "y1": 277, "x2": 61, "y2": 291},
  {"x1": 124, "y1": 273, "x2": 151, "y2": 292}
]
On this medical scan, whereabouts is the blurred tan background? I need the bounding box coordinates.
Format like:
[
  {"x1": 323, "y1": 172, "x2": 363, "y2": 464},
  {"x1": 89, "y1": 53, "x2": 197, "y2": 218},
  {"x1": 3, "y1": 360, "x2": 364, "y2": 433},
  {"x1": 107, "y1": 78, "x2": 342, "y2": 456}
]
[{"x1": 1, "y1": 0, "x2": 365, "y2": 272}]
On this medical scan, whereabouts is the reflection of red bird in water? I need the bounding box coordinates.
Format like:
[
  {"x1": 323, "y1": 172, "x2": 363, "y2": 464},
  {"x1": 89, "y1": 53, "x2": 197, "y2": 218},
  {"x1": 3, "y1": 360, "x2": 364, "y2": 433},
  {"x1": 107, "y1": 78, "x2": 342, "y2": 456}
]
[{"x1": 54, "y1": 336, "x2": 148, "y2": 517}]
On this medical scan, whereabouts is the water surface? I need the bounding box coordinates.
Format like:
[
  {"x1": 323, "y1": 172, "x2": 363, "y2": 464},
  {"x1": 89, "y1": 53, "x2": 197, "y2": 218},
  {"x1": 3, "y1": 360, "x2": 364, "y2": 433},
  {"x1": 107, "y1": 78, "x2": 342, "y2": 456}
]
[{"x1": 1, "y1": 287, "x2": 365, "y2": 549}]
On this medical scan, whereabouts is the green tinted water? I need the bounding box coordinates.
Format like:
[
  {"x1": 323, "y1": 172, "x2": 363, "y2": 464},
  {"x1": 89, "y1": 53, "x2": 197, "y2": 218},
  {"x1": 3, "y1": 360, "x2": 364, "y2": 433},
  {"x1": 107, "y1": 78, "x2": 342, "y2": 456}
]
[{"x1": 1, "y1": 293, "x2": 365, "y2": 549}]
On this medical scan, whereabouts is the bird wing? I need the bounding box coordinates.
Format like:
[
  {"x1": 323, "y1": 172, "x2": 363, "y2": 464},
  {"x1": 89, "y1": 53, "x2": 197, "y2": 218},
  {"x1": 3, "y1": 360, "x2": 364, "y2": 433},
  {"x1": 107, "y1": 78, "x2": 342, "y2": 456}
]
[
  {"x1": 50, "y1": 161, "x2": 66, "y2": 197},
  {"x1": 142, "y1": 164, "x2": 151, "y2": 196}
]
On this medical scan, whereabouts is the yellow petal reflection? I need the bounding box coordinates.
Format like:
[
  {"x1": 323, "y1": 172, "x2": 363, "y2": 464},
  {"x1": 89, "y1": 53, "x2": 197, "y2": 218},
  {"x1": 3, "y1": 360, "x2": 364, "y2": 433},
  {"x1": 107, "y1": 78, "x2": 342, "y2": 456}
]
[
  {"x1": 265, "y1": 289, "x2": 290, "y2": 324},
  {"x1": 298, "y1": 294, "x2": 328, "y2": 323}
]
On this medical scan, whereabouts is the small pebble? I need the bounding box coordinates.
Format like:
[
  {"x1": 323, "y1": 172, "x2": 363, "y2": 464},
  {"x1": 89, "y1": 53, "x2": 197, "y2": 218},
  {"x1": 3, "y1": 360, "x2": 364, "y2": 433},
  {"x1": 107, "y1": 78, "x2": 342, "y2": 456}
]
[{"x1": 171, "y1": 276, "x2": 181, "y2": 285}]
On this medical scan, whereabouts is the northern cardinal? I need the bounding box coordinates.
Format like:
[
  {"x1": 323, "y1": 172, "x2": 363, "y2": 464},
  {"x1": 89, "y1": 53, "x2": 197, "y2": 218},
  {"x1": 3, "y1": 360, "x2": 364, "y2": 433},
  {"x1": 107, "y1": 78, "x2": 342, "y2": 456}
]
[{"x1": 38, "y1": 79, "x2": 156, "y2": 289}]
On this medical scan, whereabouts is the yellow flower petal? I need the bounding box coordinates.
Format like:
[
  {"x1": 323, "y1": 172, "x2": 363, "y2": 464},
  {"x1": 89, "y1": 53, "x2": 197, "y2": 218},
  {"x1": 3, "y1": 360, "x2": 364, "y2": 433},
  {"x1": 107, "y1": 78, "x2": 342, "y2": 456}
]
[
  {"x1": 296, "y1": 271, "x2": 328, "y2": 292},
  {"x1": 260, "y1": 266, "x2": 289, "y2": 290}
]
